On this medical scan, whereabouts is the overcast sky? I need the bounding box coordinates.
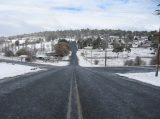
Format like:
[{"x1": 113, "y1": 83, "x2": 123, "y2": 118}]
[{"x1": 0, "y1": 0, "x2": 159, "y2": 36}]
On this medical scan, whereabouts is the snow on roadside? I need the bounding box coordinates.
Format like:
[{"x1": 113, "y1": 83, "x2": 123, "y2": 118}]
[
  {"x1": 117, "y1": 72, "x2": 160, "y2": 87},
  {"x1": 0, "y1": 55, "x2": 22, "y2": 62},
  {"x1": 0, "y1": 62, "x2": 41, "y2": 79},
  {"x1": 35, "y1": 60, "x2": 69, "y2": 66}
]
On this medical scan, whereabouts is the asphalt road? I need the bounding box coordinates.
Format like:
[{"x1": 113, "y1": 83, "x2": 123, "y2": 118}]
[{"x1": 0, "y1": 42, "x2": 160, "y2": 119}]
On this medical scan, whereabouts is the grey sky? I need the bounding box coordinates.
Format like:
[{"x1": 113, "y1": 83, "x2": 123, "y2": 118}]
[{"x1": 0, "y1": 0, "x2": 159, "y2": 36}]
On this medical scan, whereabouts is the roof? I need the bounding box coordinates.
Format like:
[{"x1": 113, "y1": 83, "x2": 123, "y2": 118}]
[{"x1": 19, "y1": 55, "x2": 28, "y2": 58}]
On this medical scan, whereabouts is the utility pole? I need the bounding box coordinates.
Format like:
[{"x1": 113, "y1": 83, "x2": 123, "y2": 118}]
[
  {"x1": 4, "y1": 39, "x2": 7, "y2": 52},
  {"x1": 40, "y1": 38, "x2": 43, "y2": 52},
  {"x1": 85, "y1": 50, "x2": 87, "y2": 63},
  {"x1": 105, "y1": 36, "x2": 109, "y2": 67},
  {"x1": 51, "y1": 39, "x2": 54, "y2": 52},
  {"x1": 91, "y1": 49, "x2": 92, "y2": 64},
  {"x1": 7, "y1": 40, "x2": 9, "y2": 51},
  {"x1": 105, "y1": 41, "x2": 107, "y2": 67},
  {"x1": 155, "y1": 29, "x2": 160, "y2": 77}
]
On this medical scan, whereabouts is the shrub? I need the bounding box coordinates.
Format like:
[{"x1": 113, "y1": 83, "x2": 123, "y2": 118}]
[
  {"x1": 5, "y1": 50, "x2": 14, "y2": 57},
  {"x1": 124, "y1": 57, "x2": 146, "y2": 66},
  {"x1": 94, "y1": 60, "x2": 99, "y2": 65},
  {"x1": 134, "y1": 56, "x2": 146, "y2": 66},
  {"x1": 25, "y1": 57, "x2": 32, "y2": 62},
  {"x1": 54, "y1": 42, "x2": 70, "y2": 57},
  {"x1": 16, "y1": 48, "x2": 31, "y2": 56},
  {"x1": 81, "y1": 52, "x2": 84, "y2": 56},
  {"x1": 124, "y1": 59, "x2": 134, "y2": 66},
  {"x1": 58, "y1": 39, "x2": 69, "y2": 43},
  {"x1": 112, "y1": 42, "x2": 125, "y2": 58},
  {"x1": 134, "y1": 56, "x2": 142, "y2": 66}
]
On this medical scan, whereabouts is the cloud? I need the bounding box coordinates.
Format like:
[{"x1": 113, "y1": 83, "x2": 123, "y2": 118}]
[
  {"x1": 52, "y1": 6, "x2": 82, "y2": 12},
  {"x1": 0, "y1": 0, "x2": 159, "y2": 36}
]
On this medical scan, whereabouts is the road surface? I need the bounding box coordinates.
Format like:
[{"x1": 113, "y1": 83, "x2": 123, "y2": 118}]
[{"x1": 0, "y1": 42, "x2": 160, "y2": 119}]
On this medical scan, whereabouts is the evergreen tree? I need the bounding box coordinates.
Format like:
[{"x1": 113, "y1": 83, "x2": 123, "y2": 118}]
[
  {"x1": 92, "y1": 36, "x2": 101, "y2": 49},
  {"x1": 112, "y1": 41, "x2": 125, "y2": 58}
]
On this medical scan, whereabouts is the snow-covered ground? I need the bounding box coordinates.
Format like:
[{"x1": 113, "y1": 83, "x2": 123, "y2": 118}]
[
  {"x1": 77, "y1": 50, "x2": 93, "y2": 67},
  {"x1": 0, "y1": 62, "x2": 41, "y2": 79},
  {"x1": 1, "y1": 38, "x2": 75, "y2": 54},
  {"x1": 0, "y1": 54, "x2": 70, "y2": 66},
  {"x1": 0, "y1": 55, "x2": 24, "y2": 62},
  {"x1": 0, "y1": 39, "x2": 71, "y2": 66},
  {"x1": 77, "y1": 47, "x2": 155, "y2": 67},
  {"x1": 117, "y1": 72, "x2": 160, "y2": 87},
  {"x1": 77, "y1": 49, "x2": 126, "y2": 67},
  {"x1": 34, "y1": 54, "x2": 70, "y2": 66}
]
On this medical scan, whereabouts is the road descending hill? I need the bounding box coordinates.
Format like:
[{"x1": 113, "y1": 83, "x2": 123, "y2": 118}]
[{"x1": 0, "y1": 42, "x2": 159, "y2": 119}]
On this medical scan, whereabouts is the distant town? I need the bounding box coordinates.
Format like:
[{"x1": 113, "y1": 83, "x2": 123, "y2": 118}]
[{"x1": 0, "y1": 29, "x2": 158, "y2": 67}]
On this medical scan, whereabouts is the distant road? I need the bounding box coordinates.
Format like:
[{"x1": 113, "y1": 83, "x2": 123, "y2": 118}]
[{"x1": 0, "y1": 42, "x2": 160, "y2": 119}]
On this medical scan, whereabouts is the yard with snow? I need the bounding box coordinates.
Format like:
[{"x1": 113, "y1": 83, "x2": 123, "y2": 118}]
[{"x1": 0, "y1": 62, "x2": 41, "y2": 79}]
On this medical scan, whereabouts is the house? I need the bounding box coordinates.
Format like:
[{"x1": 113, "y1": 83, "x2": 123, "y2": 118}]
[
  {"x1": 36, "y1": 51, "x2": 49, "y2": 60},
  {"x1": 19, "y1": 55, "x2": 28, "y2": 62}
]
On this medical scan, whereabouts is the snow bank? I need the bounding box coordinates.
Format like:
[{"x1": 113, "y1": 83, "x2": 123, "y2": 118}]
[
  {"x1": 0, "y1": 62, "x2": 41, "y2": 79},
  {"x1": 117, "y1": 72, "x2": 160, "y2": 87}
]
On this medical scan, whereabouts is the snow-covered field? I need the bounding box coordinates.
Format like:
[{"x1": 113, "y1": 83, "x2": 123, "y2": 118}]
[
  {"x1": 0, "y1": 62, "x2": 41, "y2": 79},
  {"x1": 117, "y1": 72, "x2": 160, "y2": 87},
  {"x1": 77, "y1": 50, "x2": 93, "y2": 67},
  {"x1": 77, "y1": 47, "x2": 155, "y2": 67}
]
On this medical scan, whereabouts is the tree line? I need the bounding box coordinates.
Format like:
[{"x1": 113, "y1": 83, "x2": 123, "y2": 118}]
[{"x1": 4, "y1": 29, "x2": 157, "y2": 42}]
